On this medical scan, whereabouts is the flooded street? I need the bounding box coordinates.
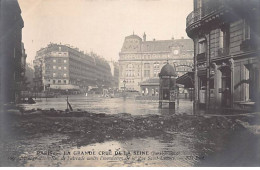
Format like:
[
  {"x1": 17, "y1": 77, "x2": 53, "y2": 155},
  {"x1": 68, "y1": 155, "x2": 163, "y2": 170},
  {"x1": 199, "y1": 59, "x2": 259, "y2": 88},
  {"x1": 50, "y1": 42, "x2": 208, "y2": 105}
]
[
  {"x1": 1, "y1": 95, "x2": 259, "y2": 167},
  {"x1": 19, "y1": 95, "x2": 194, "y2": 115},
  {"x1": 21, "y1": 133, "x2": 210, "y2": 167}
]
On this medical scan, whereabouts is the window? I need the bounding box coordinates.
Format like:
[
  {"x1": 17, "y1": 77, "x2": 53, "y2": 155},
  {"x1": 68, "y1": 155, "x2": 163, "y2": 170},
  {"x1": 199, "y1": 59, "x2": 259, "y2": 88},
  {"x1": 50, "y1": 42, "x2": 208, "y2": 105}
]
[
  {"x1": 64, "y1": 66, "x2": 67, "y2": 70},
  {"x1": 58, "y1": 80, "x2": 61, "y2": 83},
  {"x1": 244, "y1": 64, "x2": 259, "y2": 101},
  {"x1": 153, "y1": 62, "x2": 160, "y2": 77},
  {"x1": 58, "y1": 66, "x2": 61, "y2": 70},
  {"x1": 53, "y1": 59, "x2": 56, "y2": 63},
  {"x1": 144, "y1": 70, "x2": 150, "y2": 77},
  {"x1": 64, "y1": 80, "x2": 67, "y2": 84},
  {"x1": 53, "y1": 66, "x2": 56, "y2": 69},
  {"x1": 243, "y1": 20, "x2": 251, "y2": 40},
  {"x1": 53, "y1": 73, "x2": 56, "y2": 77},
  {"x1": 63, "y1": 74, "x2": 67, "y2": 77},
  {"x1": 219, "y1": 29, "x2": 224, "y2": 49},
  {"x1": 126, "y1": 64, "x2": 134, "y2": 77},
  {"x1": 64, "y1": 60, "x2": 67, "y2": 63},
  {"x1": 59, "y1": 47, "x2": 61, "y2": 51},
  {"x1": 53, "y1": 80, "x2": 55, "y2": 84},
  {"x1": 198, "y1": 40, "x2": 206, "y2": 54},
  {"x1": 219, "y1": 26, "x2": 230, "y2": 55},
  {"x1": 144, "y1": 63, "x2": 150, "y2": 69}
]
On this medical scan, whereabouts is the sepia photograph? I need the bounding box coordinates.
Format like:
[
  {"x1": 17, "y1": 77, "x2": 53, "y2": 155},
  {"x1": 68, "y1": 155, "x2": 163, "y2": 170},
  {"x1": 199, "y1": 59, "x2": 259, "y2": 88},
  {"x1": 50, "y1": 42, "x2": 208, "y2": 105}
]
[{"x1": 0, "y1": 0, "x2": 260, "y2": 167}]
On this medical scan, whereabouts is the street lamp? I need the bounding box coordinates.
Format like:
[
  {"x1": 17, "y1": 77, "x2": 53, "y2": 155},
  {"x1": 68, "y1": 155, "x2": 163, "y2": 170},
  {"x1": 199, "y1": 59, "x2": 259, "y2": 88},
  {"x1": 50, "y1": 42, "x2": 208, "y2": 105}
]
[
  {"x1": 123, "y1": 79, "x2": 126, "y2": 91},
  {"x1": 123, "y1": 79, "x2": 126, "y2": 99}
]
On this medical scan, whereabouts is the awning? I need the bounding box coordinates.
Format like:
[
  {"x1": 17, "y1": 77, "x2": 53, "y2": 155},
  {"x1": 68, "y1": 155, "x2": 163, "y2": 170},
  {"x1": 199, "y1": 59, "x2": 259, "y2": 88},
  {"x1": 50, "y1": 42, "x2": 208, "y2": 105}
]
[
  {"x1": 176, "y1": 72, "x2": 194, "y2": 88},
  {"x1": 139, "y1": 78, "x2": 160, "y2": 86}
]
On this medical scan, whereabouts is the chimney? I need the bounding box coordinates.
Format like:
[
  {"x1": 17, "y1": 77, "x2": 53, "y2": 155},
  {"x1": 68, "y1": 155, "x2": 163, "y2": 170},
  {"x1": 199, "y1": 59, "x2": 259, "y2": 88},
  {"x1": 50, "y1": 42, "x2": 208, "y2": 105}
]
[
  {"x1": 153, "y1": 38, "x2": 156, "y2": 41},
  {"x1": 143, "y1": 32, "x2": 146, "y2": 41},
  {"x1": 181, "y1": 36, "x2": 184, "y2": 39}
]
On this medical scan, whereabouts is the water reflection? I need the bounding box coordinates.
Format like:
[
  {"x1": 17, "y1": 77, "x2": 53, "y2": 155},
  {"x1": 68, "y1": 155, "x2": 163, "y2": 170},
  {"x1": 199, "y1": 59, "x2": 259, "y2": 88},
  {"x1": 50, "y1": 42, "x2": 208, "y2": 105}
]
[{"x1": 20, "y1": 95, "x2": 194, "y2": 115}]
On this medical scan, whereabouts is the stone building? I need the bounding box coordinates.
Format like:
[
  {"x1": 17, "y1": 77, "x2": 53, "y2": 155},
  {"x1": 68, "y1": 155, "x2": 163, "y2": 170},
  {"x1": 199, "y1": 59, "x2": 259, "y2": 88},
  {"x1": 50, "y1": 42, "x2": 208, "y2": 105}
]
[
  {"x1": 118, "y1": 33, "x2": 193, "y2": 94},
  {"x1": 186, "y1": 0, "x2": 260, "y2": 111},
  {"x1": 33, "y1": 43, "x2": 112, "y2": 92},
  {"x1": 0, "y1": 0, "x2": 24, "y2": 103},
  {"x1": 108, "y1": 61, "x2": 119, "y2": 89}
]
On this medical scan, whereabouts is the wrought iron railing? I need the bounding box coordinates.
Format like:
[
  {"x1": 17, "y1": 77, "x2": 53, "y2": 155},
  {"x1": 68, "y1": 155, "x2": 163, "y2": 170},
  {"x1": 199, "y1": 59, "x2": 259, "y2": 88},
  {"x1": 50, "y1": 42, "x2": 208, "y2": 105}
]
[
  {"x1": 186, "y1": 0, "x2": 227, "y2": 28},
  {"x1": 186, "y1": 7, "x2": 201, "y2": 28}
]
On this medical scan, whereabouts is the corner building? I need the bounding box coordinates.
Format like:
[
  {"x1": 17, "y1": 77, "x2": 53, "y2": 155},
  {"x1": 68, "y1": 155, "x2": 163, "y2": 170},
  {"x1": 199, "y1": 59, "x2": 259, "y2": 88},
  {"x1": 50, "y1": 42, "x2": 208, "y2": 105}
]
[
  {"x1": 119, "y1": 33, "x2": 194, "y2": 93},
  {"x1": 186, "y1": 0, "x2": 260, "y2": 111},
  {"x1": 33, "y1": 43, "x2": 112, "y2": 92},
  {"x1": 0, "y1": 0, "x2": 24, "y2": 103}
]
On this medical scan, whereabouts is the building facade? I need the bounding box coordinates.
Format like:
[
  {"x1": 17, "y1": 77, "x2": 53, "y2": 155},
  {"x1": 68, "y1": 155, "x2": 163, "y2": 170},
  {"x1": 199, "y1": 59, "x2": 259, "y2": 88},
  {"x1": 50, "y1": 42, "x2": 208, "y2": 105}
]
[
  {"x1": 0, "y1": 0, "x2": 25, "y2": 103},
  {"x1": 33, "y1": 43, "x2": 112, "y2": 92},
  {"x1": 108, "y1": 61, "x2": 119, "y2": 89},
  {"x1": 186, "y1": 0, "x2": 260, "y2": 111},
  {"x1": 119, "y1": 33, "x2": 193, "y2": 94}
]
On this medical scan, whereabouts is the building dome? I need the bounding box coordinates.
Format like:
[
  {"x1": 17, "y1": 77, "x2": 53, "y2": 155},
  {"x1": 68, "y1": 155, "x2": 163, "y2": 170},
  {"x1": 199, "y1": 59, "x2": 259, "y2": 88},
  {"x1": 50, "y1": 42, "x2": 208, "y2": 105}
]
[{"x1": 159, "y1": 63, "x2": 176, "y2": 77}]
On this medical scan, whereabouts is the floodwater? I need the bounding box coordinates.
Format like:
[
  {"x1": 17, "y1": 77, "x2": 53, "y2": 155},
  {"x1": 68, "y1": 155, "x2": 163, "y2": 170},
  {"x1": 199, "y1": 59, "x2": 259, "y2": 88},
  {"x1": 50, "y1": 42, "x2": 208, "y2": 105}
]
[
  {"x1": 15, "y1": 126, "x2": 260, "y2": 167},
  {"x1": 14, "y1": 95, "x2": 260, "y2": 167},
  {"x1": 22, "y1": 133, "x2": 209, "y2": 167},
  {"x1": 20, "y1": 95, "x2": 194, "y2": 115}
]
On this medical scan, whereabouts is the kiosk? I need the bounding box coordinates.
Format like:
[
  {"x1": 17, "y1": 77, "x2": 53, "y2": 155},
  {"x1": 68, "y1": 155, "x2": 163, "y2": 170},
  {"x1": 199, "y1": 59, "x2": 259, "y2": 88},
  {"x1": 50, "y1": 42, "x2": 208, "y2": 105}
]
[{"x1": 159, "y1": 63, "x2": 177, "y2": 109}]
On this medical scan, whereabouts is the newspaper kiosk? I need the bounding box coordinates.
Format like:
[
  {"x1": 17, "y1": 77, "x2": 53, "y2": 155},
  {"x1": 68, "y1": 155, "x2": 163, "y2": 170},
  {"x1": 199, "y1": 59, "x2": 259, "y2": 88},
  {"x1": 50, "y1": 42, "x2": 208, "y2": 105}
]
[{"x1": 159, "y1": 62, "x2": 177, "y2": 109}]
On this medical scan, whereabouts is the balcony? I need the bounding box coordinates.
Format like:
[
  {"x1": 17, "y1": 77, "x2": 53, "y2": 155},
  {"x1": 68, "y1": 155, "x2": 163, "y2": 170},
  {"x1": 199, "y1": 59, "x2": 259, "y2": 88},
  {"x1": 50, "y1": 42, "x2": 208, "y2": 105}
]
[
  {"x1": 186, "y1": 7, "x2": 201, "y2": 28},
  {"x1": 186, "y1": 0, "x2": 229, "y2": 36}
]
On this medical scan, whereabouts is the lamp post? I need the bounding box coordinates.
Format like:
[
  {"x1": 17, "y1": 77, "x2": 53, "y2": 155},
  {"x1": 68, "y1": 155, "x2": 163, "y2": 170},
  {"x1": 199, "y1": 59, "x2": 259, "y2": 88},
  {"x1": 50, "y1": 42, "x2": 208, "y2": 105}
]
[{"x1": 123, "y1": 79, "x2": 126, "y2": 99}]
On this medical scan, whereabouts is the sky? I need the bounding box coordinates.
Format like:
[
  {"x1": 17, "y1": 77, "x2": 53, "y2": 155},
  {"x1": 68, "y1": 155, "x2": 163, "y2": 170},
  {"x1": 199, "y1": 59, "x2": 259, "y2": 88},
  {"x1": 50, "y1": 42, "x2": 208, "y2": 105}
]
[{"x1": 18, "y1": 0, "x2": 193, "y2": 64}]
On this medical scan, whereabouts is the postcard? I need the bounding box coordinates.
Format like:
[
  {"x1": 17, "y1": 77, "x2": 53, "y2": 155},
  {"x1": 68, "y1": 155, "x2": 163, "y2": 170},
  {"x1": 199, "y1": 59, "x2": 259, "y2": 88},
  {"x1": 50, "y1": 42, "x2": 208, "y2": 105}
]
[{"x1": 0, "y1": 0, "x2": 259, "y2": 167}]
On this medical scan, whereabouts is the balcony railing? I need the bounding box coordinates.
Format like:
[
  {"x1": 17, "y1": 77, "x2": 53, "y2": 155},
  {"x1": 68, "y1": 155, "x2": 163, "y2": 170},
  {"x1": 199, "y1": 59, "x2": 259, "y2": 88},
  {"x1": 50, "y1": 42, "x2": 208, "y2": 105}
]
[
  {"x1": 186, "y1": 7, "x2": 201, "y2": 28},
  {"x1": 186, "y1": 0, "x2": 227, "y2": 29}
]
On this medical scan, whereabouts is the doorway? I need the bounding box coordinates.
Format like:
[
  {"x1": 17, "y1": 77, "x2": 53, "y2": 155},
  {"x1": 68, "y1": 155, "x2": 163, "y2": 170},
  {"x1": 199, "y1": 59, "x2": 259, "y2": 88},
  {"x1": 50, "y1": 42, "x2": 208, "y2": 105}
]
[{"x1": 221, "y1": 67, "x2": 231, "y2": 107}]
